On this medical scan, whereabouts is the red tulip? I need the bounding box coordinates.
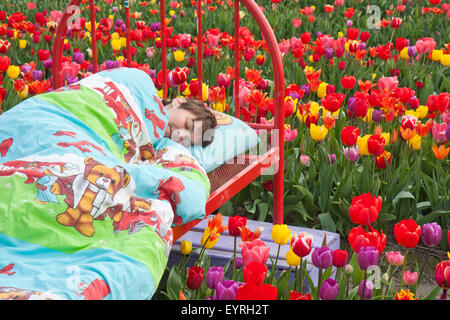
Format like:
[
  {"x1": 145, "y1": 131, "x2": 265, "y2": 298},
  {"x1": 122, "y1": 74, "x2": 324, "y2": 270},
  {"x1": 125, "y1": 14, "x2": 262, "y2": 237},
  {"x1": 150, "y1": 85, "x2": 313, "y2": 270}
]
[
  {"x1": 332, "y1": 249, "x2": 349, "y2": 267},
  {"x1": 169, "y1": 67, "x2": 187, "y2": 86},
  {"x1": 394, "y1": 219, "x2": 421, "y2": 248},
  {"x1": 217, "y1": 72, "x2": 231, "y2": 88},
  {"x1": 360, "y1": 31, "x2": 370, "y2": 42},
  {"x1": 367, "y1": 134, "x2": 385, "y2": 157},
  {"x1": 348, "y1": 225, "x2": 386, "y2": 255},
  {"x1": 321, "y1": 92, "x2": 345, "y2": 113},
  {"x1": 344, "y1": 8, "x2": 355, "y2": 19},
  {"x1": 0, "y1": 55, "x2": 11, "y2": 73},
  {"x1": 435, "y1": 260, "x2": 450, "y2": 289},
  {"x1": 291, "y1": 232, "x2": 314, "y2": 257},
  {"x1": 290, "y1": 291, "x2": 312, "y2": 300},
  {"x1": 228, "y1": 215, "x2": 247, "y2": 237},
  {"x1": 340, "y1": 125, "x2": 361, "y2": 147},
  {"x1": 236, "y1": 282, "x2": 277, "y2": 300},
  {"x1": 375, "y1": 151, "x2": 392, "y2": 170},
  {"x1": 390, "y1": 17, "x2": 403, "y2": 29},
  {"x1": 186, "y1": 266, "x2": 204, "y2": 290},
  {"x1": 348, "y1": 193, "x2": 382, "y2": 226},
  {"x1": 243, "y1": 261, "x2": 267, "y2": 286},
  {"x1": 255, "y1": 54, "x2": 265, "y2": 66},
  {"x1": 341, "y1": 75, "x2": 356, "y2": 90},
  {"x1": 300, "y1": 32, "x2": 311, "y2": 44},
  {"x1": 346, "y1": 28, "x2": 359, "y2": 41},
  {"x1": 37, "y1": 49, "x2": 50, "y2": 62}
]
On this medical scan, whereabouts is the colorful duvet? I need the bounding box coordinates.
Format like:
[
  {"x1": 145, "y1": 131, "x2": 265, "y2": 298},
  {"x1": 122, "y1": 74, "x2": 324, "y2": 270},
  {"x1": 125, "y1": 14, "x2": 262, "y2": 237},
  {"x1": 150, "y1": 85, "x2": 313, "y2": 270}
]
[{"x1": 0, "y1": 68, "x2": 210, "y2": 300}]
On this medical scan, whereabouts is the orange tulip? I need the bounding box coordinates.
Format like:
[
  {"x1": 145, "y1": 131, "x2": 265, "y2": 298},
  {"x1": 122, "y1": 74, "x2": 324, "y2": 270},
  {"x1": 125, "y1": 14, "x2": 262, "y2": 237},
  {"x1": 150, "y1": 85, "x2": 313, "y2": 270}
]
[
  {"x1": 432, "y1": 144, "x2": 450, "y2": 160},
  {"x1": 399, "y1": 127, "x2": 416, "y2": 140},
  {"x1": 415, "y1": 119, "x2": 433, "y2": 137}
]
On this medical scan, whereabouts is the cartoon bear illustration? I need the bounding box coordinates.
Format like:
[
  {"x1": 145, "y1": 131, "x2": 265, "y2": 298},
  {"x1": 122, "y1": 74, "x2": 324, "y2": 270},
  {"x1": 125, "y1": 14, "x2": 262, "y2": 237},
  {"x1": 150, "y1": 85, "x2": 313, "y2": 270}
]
[{"x1": 51, "y1": 157, "x2": 131, "y2": 237}]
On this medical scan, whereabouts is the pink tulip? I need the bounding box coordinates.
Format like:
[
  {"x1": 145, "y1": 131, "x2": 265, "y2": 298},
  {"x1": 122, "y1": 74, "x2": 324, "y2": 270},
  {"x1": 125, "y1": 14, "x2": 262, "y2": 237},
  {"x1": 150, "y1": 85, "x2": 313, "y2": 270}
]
[
  {"x1": 431, "y1": 122, "x2": 448, "y2": 144},
  {"x1": 299, "y1": 154, "x2": 310, "y2": 165},
  {"x1": 415, "y1": 37, "x2": 436, "y2": 55},
  {"x1": 278, "y1": 39, "x2": 291, "y2": 55},
  {"x1": 403, "y1": 271, "x2": 418, "y2": 286},
  {"x1": 377, "y1": 76, "x2": 399, "y2": 92},
  {"x1": 206, "y1": 33, "x2": 220, "y2": 48},
  {"x1": 386, "y1": 251, "x2": 404, "y2": 266},
  {"x1": 284, "y1": 128, "x2": 298, "y2": 141},
  {"x1": 334, "y1": 0, "x2": 345, "y2": 6},
  {"x1": 239, "y1": 239, "x2": 270, "y2": 267},
  {"x1": 49, "y1": 10, "x2": 63, "y2": 24}
]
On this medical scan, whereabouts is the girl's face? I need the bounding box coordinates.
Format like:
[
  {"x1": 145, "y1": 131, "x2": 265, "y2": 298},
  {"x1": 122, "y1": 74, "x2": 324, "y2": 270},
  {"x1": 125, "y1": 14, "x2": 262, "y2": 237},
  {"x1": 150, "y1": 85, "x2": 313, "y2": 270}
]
[{"x1": 164, "y1": 98, "x2": 203, "y2": 146}]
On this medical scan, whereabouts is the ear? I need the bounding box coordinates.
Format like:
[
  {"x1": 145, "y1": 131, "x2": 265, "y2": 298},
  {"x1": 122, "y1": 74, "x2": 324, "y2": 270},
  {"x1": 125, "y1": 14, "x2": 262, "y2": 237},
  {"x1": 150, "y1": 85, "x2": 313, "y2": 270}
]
[{"x1": 122, "y1": 172, "x2": 131, "y2": 188}]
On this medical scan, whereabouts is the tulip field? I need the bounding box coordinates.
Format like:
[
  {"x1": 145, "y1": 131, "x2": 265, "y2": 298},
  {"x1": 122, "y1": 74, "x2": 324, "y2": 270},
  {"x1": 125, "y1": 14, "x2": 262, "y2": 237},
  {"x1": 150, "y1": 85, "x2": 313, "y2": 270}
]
[{"x1": 0, "y1": 0, "x2": 449, "y2": 301}]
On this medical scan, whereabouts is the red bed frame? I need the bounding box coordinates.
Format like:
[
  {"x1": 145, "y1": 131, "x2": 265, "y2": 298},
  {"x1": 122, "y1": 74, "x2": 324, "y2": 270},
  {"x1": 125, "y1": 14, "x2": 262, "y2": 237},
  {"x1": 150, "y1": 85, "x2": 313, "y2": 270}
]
[{"x1": 51, "y1": 0, "x2": 285, "y2": 241}]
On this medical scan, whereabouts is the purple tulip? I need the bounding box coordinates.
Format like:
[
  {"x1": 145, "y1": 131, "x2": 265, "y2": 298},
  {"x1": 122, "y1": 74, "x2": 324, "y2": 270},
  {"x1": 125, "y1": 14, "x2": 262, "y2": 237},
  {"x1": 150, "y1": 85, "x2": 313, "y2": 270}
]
[
  {"x1": 372, "y1": 108, "x2": 383, "y2": 122},
  {"x1": 66, "y1": 76, "x2": 79, "y2": 86},
  {"x1": 312, "y1": 246, "x2": 333, "y2": 269},
  {"x1": 408, "y1": 46, "x2": 417, "y2": 57},
  {"x1": 344, "y1": 146, "x2": 360, "y2": 162},
  {"x1": 150, "y1": 22, "x2": 161, "y2": 32},
  {"x1": 328, "y1": 153, "x2": 337, "y2": 164},
  {"x1": 216, "y1": 280, "x2": 240, "y2": 300},
  {"x1": 319, "y1": 278, "x2": 338, "y2": 300},
  {"x1": 301, "y1": 84, "x2": 311, "y2": 95},
  {"x1": 357, "y1": 246, "x2": 379, "y2": 270},
  {"x1": 446, "y1": 124, "x2": 450, "y2": 141},
  {"x1": 421, "y1": 222, "x2": 442, "y2": 247},
  {"x1": 21, "y1": 65, "x2": 32, "y2": 74},
  {"x1": 346, "y1": 19, "x2": 353, "y2": 27},
  {"x1": 73, "y1": 52, "x2": 85, "y2": 65},
  {"x1": 115, "y1": 19, "x2": 123, "y2": 28},
  {"x1": 205, "y1": 267, "x2": 224, "y2": 290},
  {"x1": 358, "y1": 280, "x2": 374, "y2": 299},
  {"x1": 325, "y1": 48, "x2": 334, "y2": 60},
  {"x1": 112, "y1": 6, "x2": 118, "y2": 13},
  {"x1": 43, "y1": 59, "x2": 52, "y2": 69},
  {"x1": 31, "y1": 69, "x2": 43, "y2": 81}
]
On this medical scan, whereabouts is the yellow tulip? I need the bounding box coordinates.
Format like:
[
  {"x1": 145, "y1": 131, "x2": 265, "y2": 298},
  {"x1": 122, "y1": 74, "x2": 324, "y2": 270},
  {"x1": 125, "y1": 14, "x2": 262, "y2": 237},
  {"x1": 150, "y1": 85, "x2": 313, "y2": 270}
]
[
  {"x1": 111, "y1": 39, "x2": 122, "y2": 51},
  {"x1": 180, "y1": 240, "x2": 192, "y2": 255},
  {"x1": 121, "y1": 37, "x2": 127, "y2": 47},
  {"x1": 440, "y1": 54, "x2": 450, "y2": 66},
  {"x1": 272, "y1": 224, "x2": 292, "y2": 245},
  {"x1": 169, "y1": 10, "x2": 175, "y2": 16},
  {"x1": 416, "y1": 105, "x2": 428, "y2": 119},
  {"x1": 310, "y1": 123, "x2": 328, "y2": 141},
  {"x1": 363, "y1": 108, "x2": 373, "y2": 123},
  {"x1": 286, "y1": 248, "x2": 301, "y2": 267},
  {"x1": 317, "y1": 82, "x2": 328, "y2": 98},
  {"x1": 338, "y1": 31, "x2": 344, "y2": 38},
  {"x1": 182, "y1": 86, "x2": 191, "y2": 96},
  {"x1": 19, "y1": 39, "x2": 27, "y2": 49},
  {"x1": 111, "y1": 32, "x2": 120, "y2": 40},
  {"x1": 17, "y1": 86, "x2": 29, "y2": 99},
  {"x1": 173, "y1": 50, "x2": 185, "y2": 62},
  {"x1": 408, "y1": 134, "x2": 421, "y2": 151},
  {"x1": 201, "y1": 83, "x2": 209, "y2": 102},
  {"x1": 357, "y1": 135, "x2": 371, "y2": 156},
  {"x1": 213, "y1": 101, "x2": 226, "y2": 113},
  {"x1": 7, "y1": 65, "x2": 20, "y2": 79},
  {"x1": 431, "y1": 49, "x2": 443, "y2": 61},
  {"x1": 400, "y1": 47, "x2": 409, "y2": 60},
  {"x1": 308, "y1": 55, "x2": 314, "y2": 63},
  {"x1": 310, "y1": 101, "x2": 321, "y2": 115},
  {"x1": 157, "y1": 89, "x2": 164, "y2": 99},
  {"x1": 296, "y1": 108, "x2": 304, "y2": 122},
  {"x1": 381, "y1": 132, "x2": 390, "y2": 146}
]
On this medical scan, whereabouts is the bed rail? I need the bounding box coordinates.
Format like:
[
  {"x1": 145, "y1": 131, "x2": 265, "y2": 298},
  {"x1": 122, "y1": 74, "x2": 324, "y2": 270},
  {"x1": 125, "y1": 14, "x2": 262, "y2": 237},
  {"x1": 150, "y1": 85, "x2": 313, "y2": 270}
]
[{"x1": 51, "y1": 0, "x2": 286, "y2": 238}]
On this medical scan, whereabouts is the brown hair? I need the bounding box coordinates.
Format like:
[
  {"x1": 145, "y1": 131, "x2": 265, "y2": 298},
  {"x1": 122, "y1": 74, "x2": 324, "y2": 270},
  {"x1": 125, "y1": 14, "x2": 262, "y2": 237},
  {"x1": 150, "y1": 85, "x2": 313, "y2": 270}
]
[{"x1": 162, "y1": 98, "x2": 217, "y2": 147}]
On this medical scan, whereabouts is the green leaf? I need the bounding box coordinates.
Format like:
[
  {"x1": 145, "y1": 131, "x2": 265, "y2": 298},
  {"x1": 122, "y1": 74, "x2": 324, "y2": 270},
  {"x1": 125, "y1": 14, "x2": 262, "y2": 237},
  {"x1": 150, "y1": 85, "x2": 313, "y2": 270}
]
[
  {"x1": 257, "y1": 202, "x2": 269, "y2": 222},
  {"x1": 422, "y1": 285, "x2": 441, "y2": 300},
  {"x1": 417, "y1": 211, "x2": 450, "y2": 225},
  {"x1": 392, "y1": 191, "x2": 415, "y2": 206},
  {"x1": 318, "y1": 212, "x2": 336, "y2": 233},
  {"x1": 166, "y1": 267, "x2": 183, "y2": 300}
]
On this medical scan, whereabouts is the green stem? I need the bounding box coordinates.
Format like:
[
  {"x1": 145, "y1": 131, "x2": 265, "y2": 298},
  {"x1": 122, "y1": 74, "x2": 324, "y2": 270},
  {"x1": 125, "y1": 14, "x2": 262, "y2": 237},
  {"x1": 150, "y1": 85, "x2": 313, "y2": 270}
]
[
  {"x1": 270, "y1": 244, "x2": 281, "y2": 284},
  {"x1": 361, "y1": 269, "x2": 368, "y2": 300},
  {"x1": 399, "y1": 248, "x2": 409, "y2": 291},
  {"x1": 316, "y1": 268, "x2": 323, "y2": 300},
  {"x1": 231, "y1": 236, "x2": 237, "y2": 280},
  {"x1": 299, "y1": 257, "x2": 303, "y2": 294}
]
